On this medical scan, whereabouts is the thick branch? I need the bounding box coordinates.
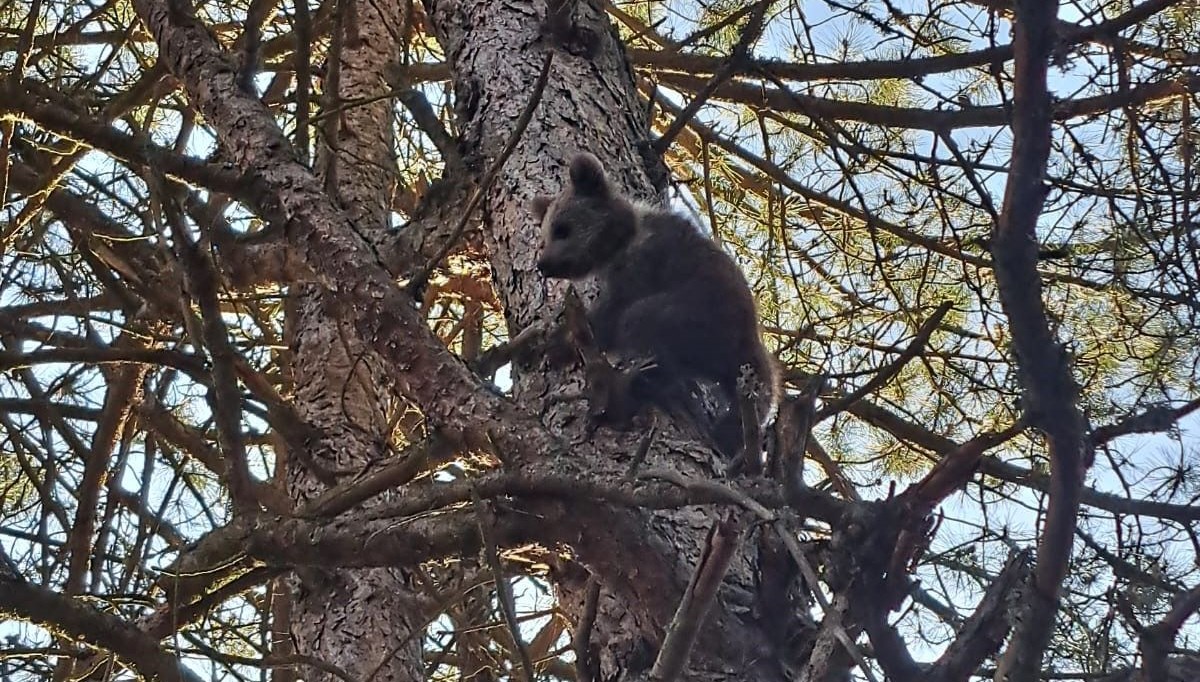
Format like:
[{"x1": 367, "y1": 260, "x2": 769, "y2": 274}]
[
  {"x1": 847, "y1": 398, "x2": 1200, "y2": 523},
  {"x1": 991, "y1": 1, "x2": 1090, "y2": 678},
  {"x1": 649, "y1": 515, "x2": 746, "y2": 682},
  {"x1": 928, "y1": 551, "x2": 1032, "y2": 682},
  {"x1": 629, "y1": 0, "x2": 1179, "y2": 86},
  {"x1": 1139, "y1": 584, "x2": 1200, "y2": 682},
  {"x1": 0, "y1": 575, "x2": 206, "y2": 682},
  {"x1": 652, "y1": 69, "x2": 1200, "y2": 131}
]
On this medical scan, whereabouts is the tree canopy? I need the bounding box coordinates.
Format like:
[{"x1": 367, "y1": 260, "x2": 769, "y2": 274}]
[{"x1": 1, "y1": 1, "x2": 1199, "y2": 681}]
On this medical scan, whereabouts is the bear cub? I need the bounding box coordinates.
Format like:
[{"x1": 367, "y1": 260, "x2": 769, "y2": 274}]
[{"x1": 532, "y1": 152, "x2": 779, "y2": 467}]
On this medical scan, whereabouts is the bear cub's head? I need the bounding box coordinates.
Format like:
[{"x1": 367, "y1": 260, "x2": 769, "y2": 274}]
[{"x1": 532, "y1": 153, "x2": 638, "y2": 280}]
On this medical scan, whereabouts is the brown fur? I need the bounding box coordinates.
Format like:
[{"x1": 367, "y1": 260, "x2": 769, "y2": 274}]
[{"x1": 533, "y1": 153, "x2": 779, "y2": 463}]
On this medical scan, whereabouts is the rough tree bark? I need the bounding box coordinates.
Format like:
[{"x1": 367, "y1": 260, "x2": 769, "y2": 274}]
[
  {"x1": 423, "y1": 2, "x2": 823, "y2": 680},
  {"x1": 285, "y1": 0, "x2": 429, "y2": 678}
]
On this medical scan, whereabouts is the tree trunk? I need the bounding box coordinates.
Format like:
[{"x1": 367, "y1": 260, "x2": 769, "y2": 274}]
[
  {"x1": 423, "y1": 2, "x2": 815, "y2": 679},
  {"x1": 286, "y1": 0, "x2": 429, "y2": 678}
]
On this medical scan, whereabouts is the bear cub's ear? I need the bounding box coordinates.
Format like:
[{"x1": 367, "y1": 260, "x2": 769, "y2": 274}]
[
  {"x1": 530, "y1": 195, "x2": 553, "y2": 221},
  {"x1": 568, "y1": 153, "x2": 609, "y2": 198}
]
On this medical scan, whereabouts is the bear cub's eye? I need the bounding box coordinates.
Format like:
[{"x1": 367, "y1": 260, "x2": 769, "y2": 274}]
[{"x1": 551, "y1": 222, "x2": 571, "y2": 240}]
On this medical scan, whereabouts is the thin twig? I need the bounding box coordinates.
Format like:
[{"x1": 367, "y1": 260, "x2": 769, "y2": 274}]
[
  {"x1": 779, "y1": 376, "x2": 822, "y2": 501},
  {"x1": 0, "y1": 0, "x2": 44, "y2": 217},
  {"x1": 639, "y1": 468, "x2": 776, "y2": 519},
  {"x1": 816, "y1": 301, "x2": 952, "y2": 421},
  {"x1": 396, "y1": 87, "x2": 460, "y2": 167},
  {"x1": 652, "y1": 2, "x2": 770, "y2": 154},
  {"x1": 806, "y1": 438, "x2": 859, "y2": 501},
  {"x1": 734, "y1": 366, "x2": 764, "y2": 475},
  {"x1": 678, "y1": 0, "x2": 770, "y2": 49},
  {"x1": 627, "y1": 478, "x2": 867, "y2": 677},
  {"x1": 645, "y1": 468, "x2": 879, "y2": 682}
]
